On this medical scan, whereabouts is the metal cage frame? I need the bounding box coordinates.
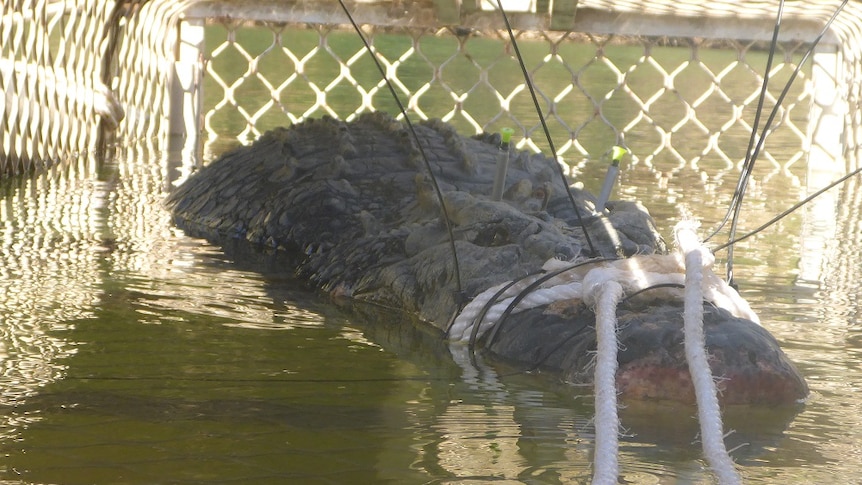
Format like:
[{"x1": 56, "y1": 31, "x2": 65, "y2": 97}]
[{"x1": 1, "y1": 0, "x2": 861, "y2": 181}]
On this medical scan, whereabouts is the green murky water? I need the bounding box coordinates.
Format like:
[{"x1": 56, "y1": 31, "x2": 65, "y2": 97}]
[{"x1": 2, "y1": 29, "x2": 862, "y2": 484}]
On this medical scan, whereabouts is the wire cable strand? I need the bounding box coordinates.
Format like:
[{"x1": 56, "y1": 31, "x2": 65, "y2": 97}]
[
  {"x1": 708, "y1": 0, "x2": 850, "y2": 285},
  {"x1": 493, "y1": 0, "x2": 598, "y2": 256},
  {"x1": 337, "y1": 0, "x2": 464, "y2": 306}
]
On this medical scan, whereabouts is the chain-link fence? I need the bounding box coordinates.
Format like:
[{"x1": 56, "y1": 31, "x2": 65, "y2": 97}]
[
  {"x1": 199, "y1": 23, "x2": 815, "y2": 171},
  {"x1": 1, "y1": 0, "x2": 114, "y2": 175},
  {"x1": 2, "y1": 0, "x2": 861, "y2": 180},
  {"x1": 0, "y1": 0, "x2": 197, "y2": 177}
]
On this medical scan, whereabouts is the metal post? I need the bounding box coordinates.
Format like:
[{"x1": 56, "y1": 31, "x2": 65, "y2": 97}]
[{"x1": 170, "y1": 17, "x2": 205, "y2": 169}]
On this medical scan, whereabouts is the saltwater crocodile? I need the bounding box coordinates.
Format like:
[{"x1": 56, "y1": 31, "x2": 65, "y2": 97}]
[{"x1": 166, "y1": 112, "x2": 807, "y2": 405}]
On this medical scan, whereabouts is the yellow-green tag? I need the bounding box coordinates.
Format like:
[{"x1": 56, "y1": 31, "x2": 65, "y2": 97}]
[{"x1": 501, "y1": 128, "x2": 514, "y2": 144}]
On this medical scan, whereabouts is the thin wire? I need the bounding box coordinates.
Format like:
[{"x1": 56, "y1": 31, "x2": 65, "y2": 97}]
[
  {"x1": 483, "y1": 258, "x2": 613, "y2": 348},
  {"x1": 713, "y1": 0, "x2": 849, "y2": 284},
  {"x1": 493, "y1": 0, "x2": 598, "y2": 256},
  {"x1": 522, "y1": 320, "x2": 590, "y2": 371},
  {"x1": 705, "y1": 0, "x2": 784, "y2": 244},
  {"x1": 621, "y1": 283, "x2": 685, "y2": 303},
  {"x1": 467, "y1": 277, "x2": 530, "y2": 348},
  {"x1": 713, "y1": 165, "x2": 862, "y2": 252},
  {"x1": 707, "y1": 0, "x2": 785, "y2": 286},
  {"x1": 337, "y1": 0, "x2": 464, "y2": 303}
]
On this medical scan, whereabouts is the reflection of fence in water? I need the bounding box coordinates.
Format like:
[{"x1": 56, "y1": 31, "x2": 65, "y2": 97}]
[{"x1": 0, "y1": 165, "x2": 102, "y2": 411}]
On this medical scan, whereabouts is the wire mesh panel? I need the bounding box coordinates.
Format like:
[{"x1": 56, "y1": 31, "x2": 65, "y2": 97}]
[
  {"x1": 198, "y1": 22, "x2": 816, "y2": 176},
  {"x1": 0, "y1": 0, "x2": 121, "y2": 177},
  {"x1": 0, "y1": 0, "x2": 205, "y2": 179},
  {"x1": 181, "y1": 0, "x2": 862, "y2": 183},
  {"x1": 2, "y1": 0, "x2": 862, "y2": 183},
  {"x1": 110, "y1": 0, "x2": 211, "y2": 152}
]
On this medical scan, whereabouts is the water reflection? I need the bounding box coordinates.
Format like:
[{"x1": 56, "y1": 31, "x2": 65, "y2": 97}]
[
  {"x1": 0, "y1": 135, "x2": 856, "y2": 483},
  {"x1": 0, "y1": 158, "x2": 106, "y2": 432},
  {"x1": 2, "y1": 101, "x2": 862, "y2": 483},
  {"x1": 440, "y1": 351, "x2": 595, "y2": 482},
  {"x1": 0, "y1": 141, "x2": 405, "y2": 483}
]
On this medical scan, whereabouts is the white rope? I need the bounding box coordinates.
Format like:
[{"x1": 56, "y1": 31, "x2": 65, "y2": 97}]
[
  {"x1": 590, "y1": 280, "x2": 623, "y2": 485},
  {"x1": 455, "y1": 282, "x2": 583, "y2": 340},
  {"x1": 450, "y1": 251, "x2": 760, "y2": 343},
  {"x1": 448, "y1": 268, "x2": 582, "y2": 341},
  {"x1": 449, "y1": 278, "x2": 536, "y2": 341},
  {"x1": 449, "y1": 223, "x2": 756, "y2": 483},
  {"x1": 676, "y1": 222, "x2": 742, "y2": 485}
]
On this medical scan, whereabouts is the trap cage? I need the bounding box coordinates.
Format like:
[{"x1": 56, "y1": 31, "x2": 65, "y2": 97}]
[{"x1": 2, "y1": 0, "x2": 861, "y2": 184}]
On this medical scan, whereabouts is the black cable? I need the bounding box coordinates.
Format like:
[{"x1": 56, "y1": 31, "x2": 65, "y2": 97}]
[
  {"x1": 620, "y1": 283, "x2": 686, "y2": 303},
  {"x1": 337, "y1": 0, "x2": 464, "y2": 305},
  {"x1": 483, "y1": 258, "x2": 614, "y2": 348},
  {"x1": 522, "y1": 321, "x2": 589, "y2": 372},
  {"x1": 493, "y1": 0, "x2": 598, "y2": 256},
  {"x1": 713, "y1": 164, "x2": 862, "y2": 252},
  {"x1": 706, "y1": 1, "x2": 784, "y2": 246},
  {"x1": 708, "y1": 0, "x2": 786, "y2": 287},
  {"x1": 467, "y1": 273, "x2": 540, "y2": 349},
  {"x1": 710, "y1": 0, "x2": 849, "y2": 285}
]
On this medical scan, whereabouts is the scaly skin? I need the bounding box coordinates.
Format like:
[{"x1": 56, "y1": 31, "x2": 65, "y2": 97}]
[{"x1": 167, "y1": 112, "x2": 807, "y2": 405}]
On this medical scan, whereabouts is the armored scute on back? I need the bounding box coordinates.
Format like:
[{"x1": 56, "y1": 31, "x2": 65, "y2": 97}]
[{"x1": 167, "y1": 112, "x2": 808, "y2": 406}]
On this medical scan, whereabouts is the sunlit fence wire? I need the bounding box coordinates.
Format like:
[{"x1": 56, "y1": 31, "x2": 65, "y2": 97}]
[
  {"x1": 199, "y1": 21, "x2": 817, "y2": 176},
  {"x1": 0, "y1": 0, "x2": 197, "y2": 178},
  {"x1": 1, "y1": 0, "x2": 861, "y2": 181}
]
